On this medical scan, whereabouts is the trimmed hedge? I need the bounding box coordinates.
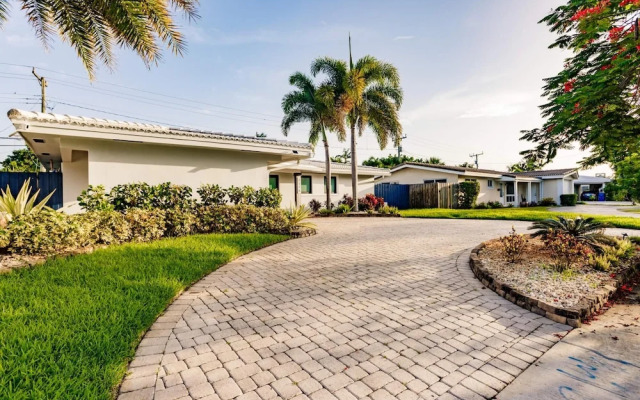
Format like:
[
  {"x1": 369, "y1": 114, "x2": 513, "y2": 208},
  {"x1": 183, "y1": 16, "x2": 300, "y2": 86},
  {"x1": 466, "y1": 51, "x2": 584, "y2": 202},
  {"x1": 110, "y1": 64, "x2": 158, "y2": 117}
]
[
  {"x1": 3, "y1": 205, "x2": 290, "y2": 255},
  {"x1": 560, "y1": 194, "x2": 578, "y2": 206}
]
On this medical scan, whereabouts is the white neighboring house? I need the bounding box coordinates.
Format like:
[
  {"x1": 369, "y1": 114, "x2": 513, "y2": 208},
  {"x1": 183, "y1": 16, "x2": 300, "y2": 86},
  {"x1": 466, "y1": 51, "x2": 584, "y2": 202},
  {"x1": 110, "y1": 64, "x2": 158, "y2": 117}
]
[
  {"x1": 379, "y1": 162, "x2": 580, "y2": 206},
  {"x1": 7, "y1": 109, "x2": 389, "y2": 211}
]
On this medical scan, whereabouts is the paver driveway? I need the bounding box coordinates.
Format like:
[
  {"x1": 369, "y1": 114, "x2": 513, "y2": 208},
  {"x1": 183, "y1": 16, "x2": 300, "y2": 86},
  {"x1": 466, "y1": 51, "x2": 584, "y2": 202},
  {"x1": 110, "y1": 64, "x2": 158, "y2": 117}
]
[{"x1": 119, "y1": 219, "x2": 570, "y2": 400}]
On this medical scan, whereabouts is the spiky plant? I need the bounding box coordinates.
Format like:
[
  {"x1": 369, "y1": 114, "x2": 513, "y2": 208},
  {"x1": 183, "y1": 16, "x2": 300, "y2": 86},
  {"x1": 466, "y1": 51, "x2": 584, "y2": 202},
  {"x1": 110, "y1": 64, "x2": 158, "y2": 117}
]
[
  {"x1": 286, "y1": 205, "x2": 316, "y2": 231},
  {"x1": 0, "y1": 179, "x2": 54, "y2": 222},
  {"x1": 528, "y1": 216, "x2": 615, "y2": 252}
]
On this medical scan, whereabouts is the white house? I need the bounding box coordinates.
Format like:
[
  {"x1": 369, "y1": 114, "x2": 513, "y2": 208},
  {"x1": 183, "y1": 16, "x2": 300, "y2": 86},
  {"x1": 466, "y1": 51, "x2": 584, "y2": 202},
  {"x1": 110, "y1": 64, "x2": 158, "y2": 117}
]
[
  {"x1": 7, "y1": 109, "x2": 389, "y2": 211},
  {"x1": 380, "y1": 162, "x2": 579, "y2": 206}
]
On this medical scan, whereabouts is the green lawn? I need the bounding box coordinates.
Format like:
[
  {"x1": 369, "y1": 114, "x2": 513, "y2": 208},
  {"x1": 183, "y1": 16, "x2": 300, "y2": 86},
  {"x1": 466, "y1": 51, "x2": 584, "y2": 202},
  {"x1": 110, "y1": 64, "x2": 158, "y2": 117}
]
[
  {"x1": 400, "y1": 207, "x2": 640, "y2": 230},
  {"x1": 0, "y1": 233, "x2": 287, "y2": 400}
]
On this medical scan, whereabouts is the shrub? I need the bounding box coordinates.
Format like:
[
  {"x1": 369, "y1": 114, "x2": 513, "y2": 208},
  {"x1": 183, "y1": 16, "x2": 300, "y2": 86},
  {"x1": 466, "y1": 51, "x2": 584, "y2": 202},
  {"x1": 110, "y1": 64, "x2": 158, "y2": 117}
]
[
  {"x1": 560, "y1": 194, "x2": 578, "y2": 206},
  {"x1": 110, "y1": 183, "x2": 155, "y2": 210},
  {"x1": 457, "y1": 181, "x2": 480, "y2": 209},
  {"x1": 358, "y1": 194, "x2": 384, "y2": 211},
  {"x1": 9, "y1": 210, "x2": 77, "y2": 255},
  {"x1": 612, "y1": 238, "x2": 635, "y2": 259},
  {"x1": 77, "y1": 185, "x2": 113, "y2": 211},
  {"x1": 318, "y1": 208, "x2": 334, "y2": 216},
  {"x1": 287, "y1": 206, "x2": 316, "y2": 231},
  {"x1": 226, "y1": 186, "x2": 245, "y2": 205},
  {"x1": 545, "y1": 231, "x2": 593, "y2": 271},
  {"x1": 379, "y1": 205, "x2": 399, "y2": 215},
  {"x1": 195, "y1": 205, "x2": 289, "y2": 234},
  {"x1": 324, "y1": 201, "x2": 335, "y2": 210},
  {"x1": 197, "y1": 184, "x2": 227, "y2": 206},
  {"x1": 253, "y1": 188, "x2": 281, "y2": 208},
  {"x1": 0, "y1": 179, "x2": 54, "y2": 219},
  {"x1": 123, "y1": 209, "x2": 166, "y2": 242},
  {"x1": 0, "y1": 228, "x2": 9, "y2": 249},
  {"x1": 529, "y1": 216, "x2": 615, "y2": 252},
  {"x1": 309, "y1": 199, "x2": 322, "y2": 213},
  {"x1": 539, "y1": 197, "x2": 558, "y2": 207},
  {"x1": 336, "y1": 204, "x2": 352, "y2": 214},
  {"x1": 589, "y1": 254, "x2": 612, "y2": 271},
  {"x1": 74, "y1": 210, "x2": 130, "y2": 245},
  {"x1": 529, "y1": 201, "x2": 538, "y2": 207},
  {"x1": 338, "y1": 194, "x2": 354, "y2": 208},
  {"x1": 487, "y1": 201, "x2": 503, "y2": 209},
  {"x1": 164, "y1": 208, "x2": 195, "y2": 237},
  {"x1": 152, "y1": 183, "x2": 193, "y2": 210},
  {"x1": 474, "y1": 202, "x2": 488, "y2": 210},
  {"x1": 499, "y1": 227, "x2": 527, "y2": 263}
]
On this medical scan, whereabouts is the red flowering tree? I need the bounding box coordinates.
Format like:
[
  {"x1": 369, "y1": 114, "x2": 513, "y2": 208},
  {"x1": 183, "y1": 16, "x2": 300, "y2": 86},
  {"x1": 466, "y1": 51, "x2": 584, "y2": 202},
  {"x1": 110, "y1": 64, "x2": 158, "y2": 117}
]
[{"x1": 520, "y1": 0, "x2": 640, "y2": 168}]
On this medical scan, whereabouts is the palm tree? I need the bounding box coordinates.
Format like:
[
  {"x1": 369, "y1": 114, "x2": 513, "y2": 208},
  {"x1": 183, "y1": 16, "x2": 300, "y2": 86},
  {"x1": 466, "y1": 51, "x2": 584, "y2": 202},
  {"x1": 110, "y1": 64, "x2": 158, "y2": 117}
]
[
  {"x1": 281, "y1": 72, "x2": 345, "y2": 209},
  {"x1": 312, "y1": 39, "x2": 403, "y2": 211},
  {"x1": 0, "y1": 0, "x2": 199, "y2": 79}
]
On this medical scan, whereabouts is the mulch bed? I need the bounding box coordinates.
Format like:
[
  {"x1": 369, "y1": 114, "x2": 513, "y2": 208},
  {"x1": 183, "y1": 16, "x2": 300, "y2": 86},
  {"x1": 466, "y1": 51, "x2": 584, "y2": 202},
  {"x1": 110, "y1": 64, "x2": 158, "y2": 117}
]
[{"x1": 471, "y1": 236, "x2": 639, "y2": 327}]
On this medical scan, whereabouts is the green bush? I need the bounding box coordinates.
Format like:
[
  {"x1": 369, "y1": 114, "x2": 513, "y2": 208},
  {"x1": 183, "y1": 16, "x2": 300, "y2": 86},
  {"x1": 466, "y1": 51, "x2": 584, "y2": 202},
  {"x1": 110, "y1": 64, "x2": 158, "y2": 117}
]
[
  {"x1": 110, "y1": 183, "x2": 155, "y2": 210},
  {"x1": 457, "y1": 181, "x2": 480, "y2": 209},
  {"x1": 560, "y1": 194, "x2": 578, "y2": 206},
  {"x1": 379, "y1": 205, "x2": 399, "y2": 215},
  {"x1": 0, "y1": 228, "x2": 10, "y2": 248},
  {"x1": 123, "y1": 209, "x2": 166, "y2": 242},
  {"x1": 197, "y1": 184, "x2": 227, "y2": 206},
  {"x1": 336, "y1": 204, "x2": 352, "y2": 214},
  {"x1": 77, "y1": 185, "x2": 113, "y2": 211},
  {"x1": 195, "y1": 205, "x2": 289, "y2": 234},
  {"x1": 152, "y1": 183, "x2": 193, "y2": 210},
  {"x1": 9, "y1": 210, "x2": 78, "y2": 255},
  {"x1": 318, "y1": 208, "x2": 334, "y2": 216},
  {"x1": 253, "y1": 188, "x2": 282, "y2": 208},
  {"x1": 164, "y1": 208, "x2": 195, "y2": 237},
  {"x1": 539, "y1": 197, "x2": 557, "y2": 206},
  {"x1": 79, "y1": 211, "x2": 131, "y2": 245}
]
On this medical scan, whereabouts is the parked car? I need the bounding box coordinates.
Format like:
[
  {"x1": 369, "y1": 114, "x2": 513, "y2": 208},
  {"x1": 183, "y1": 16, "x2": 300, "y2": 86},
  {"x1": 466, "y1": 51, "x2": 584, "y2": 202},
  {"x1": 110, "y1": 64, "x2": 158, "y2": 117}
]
[{"x1": 580, "y1": 191, "x2": 597, "y2": 201}]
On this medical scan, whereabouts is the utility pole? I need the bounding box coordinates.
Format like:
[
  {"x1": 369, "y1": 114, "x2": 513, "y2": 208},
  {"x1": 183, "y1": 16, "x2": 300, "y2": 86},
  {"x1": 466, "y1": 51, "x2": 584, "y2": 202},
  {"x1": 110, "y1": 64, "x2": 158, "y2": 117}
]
[
  {"x1": 469, "y1": 151, "x2": 484, "y2": 169},
  {"x1": 397, "y1": 135, "x2": 407, "y2": 158},
  {"x1": 32, "y1": 68, "x2": 47, "y2": 113}
]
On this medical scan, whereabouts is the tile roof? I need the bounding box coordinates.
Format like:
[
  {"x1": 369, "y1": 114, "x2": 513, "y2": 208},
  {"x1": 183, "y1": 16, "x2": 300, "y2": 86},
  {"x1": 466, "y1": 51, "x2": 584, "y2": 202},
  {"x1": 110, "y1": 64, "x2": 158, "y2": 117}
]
[
  {"x1": 511, "y1": 168, "x2": 577, "y2": 177},
  {"x1": 7, "y1": 109, "x2": 312, "y2": 150},
  {"x1": 395, "y1": 162, "x2": 578, "y2": 179}
]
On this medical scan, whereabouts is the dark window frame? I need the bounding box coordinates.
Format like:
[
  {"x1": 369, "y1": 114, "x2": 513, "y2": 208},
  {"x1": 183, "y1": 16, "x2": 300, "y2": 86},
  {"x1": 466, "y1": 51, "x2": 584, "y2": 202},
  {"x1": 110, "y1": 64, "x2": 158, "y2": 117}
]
[
  {"x1": 269, "y1": 175, "x2": 279, "y2": 190},
  {"x1": 301, "y1": 175, "x2": 312, "y2": 194},
  {"x1": 323, "y1": 176, "x2": 337, "y2": 193}
]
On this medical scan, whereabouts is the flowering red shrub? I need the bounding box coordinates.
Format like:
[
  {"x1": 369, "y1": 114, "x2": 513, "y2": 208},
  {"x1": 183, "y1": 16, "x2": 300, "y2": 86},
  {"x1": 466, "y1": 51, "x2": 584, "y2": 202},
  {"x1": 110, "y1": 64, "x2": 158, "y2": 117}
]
[
  {"x1": 499, "y1": 227, "x2": 528, "y2": 263},
  {"x1": 357, "y1": 194, "x2": 385, "y2": 211}
]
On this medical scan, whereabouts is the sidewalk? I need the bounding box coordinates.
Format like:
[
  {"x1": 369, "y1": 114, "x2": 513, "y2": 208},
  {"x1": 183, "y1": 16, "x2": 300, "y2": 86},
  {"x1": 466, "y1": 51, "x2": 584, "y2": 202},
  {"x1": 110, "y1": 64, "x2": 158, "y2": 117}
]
[{"x1": 498, "y1": 284, "x2": 640, "y2": 400}]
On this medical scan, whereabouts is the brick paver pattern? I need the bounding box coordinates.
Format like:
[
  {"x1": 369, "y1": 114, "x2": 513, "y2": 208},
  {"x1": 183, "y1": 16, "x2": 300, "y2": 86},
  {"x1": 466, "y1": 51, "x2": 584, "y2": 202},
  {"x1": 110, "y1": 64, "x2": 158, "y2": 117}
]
[{"x1": 118, "y1": 219, "x2": 569, "y2": 400}]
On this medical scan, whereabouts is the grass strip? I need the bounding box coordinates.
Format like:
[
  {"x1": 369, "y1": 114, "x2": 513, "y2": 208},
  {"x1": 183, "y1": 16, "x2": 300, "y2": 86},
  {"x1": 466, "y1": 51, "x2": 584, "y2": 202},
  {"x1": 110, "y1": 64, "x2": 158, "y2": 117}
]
[{"x1": 0, "y1": 233, "x2": 287, "y2": 399}]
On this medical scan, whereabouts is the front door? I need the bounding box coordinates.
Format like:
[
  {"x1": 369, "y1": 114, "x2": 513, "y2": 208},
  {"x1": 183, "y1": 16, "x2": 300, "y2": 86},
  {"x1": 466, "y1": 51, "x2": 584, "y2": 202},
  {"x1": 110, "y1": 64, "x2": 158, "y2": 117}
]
[
  {"x1": 532, "y1": 184, "x2": 539, "y2": 202},
  {"x1": 505, "y1": 183, "x2": 516, "y2": 205}
]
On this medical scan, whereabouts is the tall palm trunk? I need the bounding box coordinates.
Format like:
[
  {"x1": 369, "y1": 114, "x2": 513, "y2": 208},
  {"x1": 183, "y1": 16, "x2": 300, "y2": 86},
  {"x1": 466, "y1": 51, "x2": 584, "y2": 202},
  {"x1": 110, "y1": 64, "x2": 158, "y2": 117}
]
[
  {"x1": 350, "y1": 121, "x2": 358, "y2": 212},
  {"x1": 322, "y1": 128, "x2": 332, "y2": 210}
]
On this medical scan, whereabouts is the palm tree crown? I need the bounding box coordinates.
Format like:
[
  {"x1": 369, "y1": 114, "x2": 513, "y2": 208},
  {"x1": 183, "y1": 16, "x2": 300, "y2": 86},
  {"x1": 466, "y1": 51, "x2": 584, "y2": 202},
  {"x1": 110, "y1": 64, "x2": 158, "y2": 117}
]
[{"x1": 0, "y1": 0, "x2": 199, "y2": 78}]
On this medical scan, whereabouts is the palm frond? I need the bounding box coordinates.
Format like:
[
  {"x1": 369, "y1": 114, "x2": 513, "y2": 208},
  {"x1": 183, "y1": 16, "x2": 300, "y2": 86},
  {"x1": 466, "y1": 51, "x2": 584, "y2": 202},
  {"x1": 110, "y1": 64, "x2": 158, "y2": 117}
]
[{"x1": 0, "y1": 0, "x2": 9, "y2": 26}]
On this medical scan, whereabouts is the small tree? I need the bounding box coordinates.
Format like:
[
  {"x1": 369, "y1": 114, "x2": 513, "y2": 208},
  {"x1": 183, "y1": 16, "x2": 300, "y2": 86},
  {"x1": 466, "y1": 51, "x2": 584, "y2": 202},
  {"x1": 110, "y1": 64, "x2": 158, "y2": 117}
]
[
  {"x1": 457, "y1": 181, "x2": 480, "y2": 209},
  {"x1": 607, "y1": 153, "x2": 640, "y2": 203},
  {"x1": 1, "y1": 149, "x2": 41, "y2": 172}
]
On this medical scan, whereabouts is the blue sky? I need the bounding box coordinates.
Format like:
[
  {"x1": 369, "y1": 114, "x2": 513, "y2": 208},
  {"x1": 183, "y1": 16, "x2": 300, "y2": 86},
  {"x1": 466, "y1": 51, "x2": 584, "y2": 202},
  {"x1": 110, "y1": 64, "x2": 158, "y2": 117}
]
[{"x1": 0, "y1": 0, "x2": 612, "y2": 174}]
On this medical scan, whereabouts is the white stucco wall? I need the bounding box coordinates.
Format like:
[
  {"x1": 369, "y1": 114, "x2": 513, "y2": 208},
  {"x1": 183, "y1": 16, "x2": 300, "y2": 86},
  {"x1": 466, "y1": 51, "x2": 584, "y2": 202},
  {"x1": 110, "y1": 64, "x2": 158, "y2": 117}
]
[
  {"x1": 60, "y1": 138, "x2": 280, "y2": 209},
  {"x1": 542, "y1": 179, "x2": 562, "y2": 204},
  {"x1": 274, "y1": 171, "x2": 377, "y2": 209},
  {"x1": 61, "y1": 150, "x2": 88, "y2": 207},
  {"x1": 457, "y1": 177, "x2": 501, "y2": 203}
]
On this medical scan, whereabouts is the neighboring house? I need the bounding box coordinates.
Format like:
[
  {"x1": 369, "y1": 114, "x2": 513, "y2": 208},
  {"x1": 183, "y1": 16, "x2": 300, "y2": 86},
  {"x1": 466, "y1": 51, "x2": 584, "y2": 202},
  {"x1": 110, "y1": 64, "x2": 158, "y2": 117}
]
[
  {"x1": 574, "y1": 175, "x2": 611, "y2": 198},
  {"x1": 379, "y1": 162, "x2": 580, "y2": 206},
  {"x1": 7, "y1": 109, "x2": 389, "y2": 211}
]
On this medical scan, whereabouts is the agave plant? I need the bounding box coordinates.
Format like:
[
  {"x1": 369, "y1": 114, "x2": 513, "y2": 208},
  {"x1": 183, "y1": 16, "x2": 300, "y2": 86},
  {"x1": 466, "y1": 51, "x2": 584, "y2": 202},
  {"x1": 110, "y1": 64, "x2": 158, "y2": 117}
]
[
  {"x1": 0, "y1": 179, "x2": 54, "y2": 223},
  {"x1": 287, "y1": 205, "x2": 317, "y2": 231},
  {"x1": 528, "y1": 216, "x2": 615, "y2": 251}
]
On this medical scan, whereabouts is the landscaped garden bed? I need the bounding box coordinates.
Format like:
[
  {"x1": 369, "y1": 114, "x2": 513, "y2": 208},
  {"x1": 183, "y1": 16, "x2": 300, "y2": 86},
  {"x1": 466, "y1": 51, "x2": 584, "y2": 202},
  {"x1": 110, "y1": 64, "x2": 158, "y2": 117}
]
[
  {"x1": 0, "y1": 181, "x2": 315, "y2": 399},
  {"x1": 469, "y1": 218, "x2": 639, "y2": 327},
  {"x1": 309, "y1": 193, "x2": 401, "y2": 217}
]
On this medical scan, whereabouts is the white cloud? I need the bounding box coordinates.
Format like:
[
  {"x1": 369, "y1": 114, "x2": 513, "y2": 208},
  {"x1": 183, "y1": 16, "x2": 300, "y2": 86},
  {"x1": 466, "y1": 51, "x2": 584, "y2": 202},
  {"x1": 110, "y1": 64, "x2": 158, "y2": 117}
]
[
  {"x1": 394, "y1": 35, "x2": 415, "y2": 40},
  {"x1": 4, "y1": 34, "x2": 35, "y2": 47}
]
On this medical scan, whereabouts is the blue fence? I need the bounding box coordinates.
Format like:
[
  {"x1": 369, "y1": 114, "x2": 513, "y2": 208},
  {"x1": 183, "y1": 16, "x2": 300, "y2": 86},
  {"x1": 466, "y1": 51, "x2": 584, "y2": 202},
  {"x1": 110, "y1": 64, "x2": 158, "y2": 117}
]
[
  {"x1": 375, "y1": 183, "x2": 410, "y2": 209},
  {"x1": 0, "y1": 172, "x2": 63, "y2": 209}
]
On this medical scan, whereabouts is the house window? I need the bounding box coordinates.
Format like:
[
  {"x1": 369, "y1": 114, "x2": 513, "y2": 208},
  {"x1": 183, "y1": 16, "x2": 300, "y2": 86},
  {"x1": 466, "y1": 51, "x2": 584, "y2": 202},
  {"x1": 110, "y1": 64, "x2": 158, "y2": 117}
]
[
  {"x1": 301, "y1": 176, "x2": 312, "y2": 194},
  {"x1": 323, "y1": 176, "x2": 337, "y2": 193},
  {"x1": 465, "y1": 178, "x2": 477, "y2": 182},
  {"x1": 487, "y1": 179, "x2": 494, "y2": 188},
  {"x1": 424, "y1": 179, "x2": 447, "y2": 184},
  {"x1": 269, "y1": 175, "x2": 279, "y2": 190}
]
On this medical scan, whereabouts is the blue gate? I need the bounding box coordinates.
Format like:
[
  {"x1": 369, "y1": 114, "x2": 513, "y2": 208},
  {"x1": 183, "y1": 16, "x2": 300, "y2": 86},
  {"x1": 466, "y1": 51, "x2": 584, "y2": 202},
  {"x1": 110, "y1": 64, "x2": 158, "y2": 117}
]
[
  {"x1": 0, "y1": 172, "x2": 63, "y2": 209},
  {"x1": 375, "y1": 183, "x2": 410, "y2": 209}
]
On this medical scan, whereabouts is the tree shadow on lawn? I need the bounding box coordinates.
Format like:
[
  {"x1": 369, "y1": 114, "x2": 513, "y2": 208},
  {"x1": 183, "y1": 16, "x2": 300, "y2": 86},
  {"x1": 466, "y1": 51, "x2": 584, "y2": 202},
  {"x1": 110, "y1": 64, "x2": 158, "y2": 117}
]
[{"x1": 0, "y1": 233, "x2": 286, "y2": 400}]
